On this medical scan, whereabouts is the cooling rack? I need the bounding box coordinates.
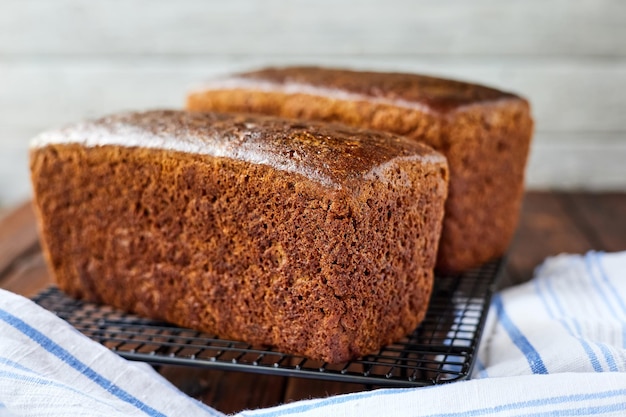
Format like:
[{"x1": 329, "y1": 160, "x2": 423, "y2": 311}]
[{"x1": 32, "y1": 258, "x2": 502, "y2": 387}]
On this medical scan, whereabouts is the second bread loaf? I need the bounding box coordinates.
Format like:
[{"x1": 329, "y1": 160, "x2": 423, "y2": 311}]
[{"x1": 187, "y1": 67, "x2": 534, "y2": 271}]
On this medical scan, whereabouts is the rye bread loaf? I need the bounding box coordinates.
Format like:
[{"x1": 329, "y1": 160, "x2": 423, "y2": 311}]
[
  {"x1": 187, "y1": 67, "x2": 534, "y2": 271},
  {"x1": 30, "y1": 110, "x2": 448, "y2": 363}
]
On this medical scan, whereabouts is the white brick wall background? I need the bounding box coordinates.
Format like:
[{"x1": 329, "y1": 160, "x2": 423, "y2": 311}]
[{"x1": 1, "y1": 0, "x2": 625, "y2": 206}]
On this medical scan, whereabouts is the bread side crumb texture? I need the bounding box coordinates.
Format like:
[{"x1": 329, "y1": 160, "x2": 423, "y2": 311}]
[
  {"x1": 30, "y1": 110, "x2": 449, "y2": 363},
  {"x1": 187, "y1": 67, "x2": 534, "y2": 272}
]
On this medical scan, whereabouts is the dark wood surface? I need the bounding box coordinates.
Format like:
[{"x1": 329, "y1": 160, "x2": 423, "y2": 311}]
[{"x1": 2, "y1": 192, "x2": 625, "y2": 414}]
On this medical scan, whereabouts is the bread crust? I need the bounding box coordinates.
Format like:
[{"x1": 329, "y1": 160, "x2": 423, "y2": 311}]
[
  {"x1": 187, "y1": 67, "x2": 533, "y2": 271},
  {"x1": 30, "y1": 110, "x2": 448, "y2": 362}
]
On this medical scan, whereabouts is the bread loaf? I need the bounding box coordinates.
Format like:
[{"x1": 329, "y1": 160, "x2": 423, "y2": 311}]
[
  {"x1": 187, "y1": 67, "x2": 533, "y2": 271},
  {"x1": 30, "y1": 110, "x2": 448, "y2": 363}
]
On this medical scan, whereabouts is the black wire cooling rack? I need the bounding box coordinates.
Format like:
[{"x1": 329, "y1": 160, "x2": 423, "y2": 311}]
[{"x1": 32, "y1": 259, "x2": 502, "y2": 387}]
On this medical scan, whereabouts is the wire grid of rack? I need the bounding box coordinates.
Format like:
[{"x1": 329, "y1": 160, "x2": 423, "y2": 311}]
[{"x1": 32, "y1": 258, "x2": 502, "y2": 387}]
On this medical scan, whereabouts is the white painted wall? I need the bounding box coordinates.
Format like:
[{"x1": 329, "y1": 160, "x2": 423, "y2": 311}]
[{"x1": 1, "y1": 0, "x2": 625, "y2": 206}]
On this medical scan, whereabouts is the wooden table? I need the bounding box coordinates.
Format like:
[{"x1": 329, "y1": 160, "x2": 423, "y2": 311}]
[{"x1": 2, "y1": 192, "x2": 625, "y2": 414}]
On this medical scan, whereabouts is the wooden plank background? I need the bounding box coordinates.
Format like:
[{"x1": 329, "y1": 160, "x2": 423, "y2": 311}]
[{"x1": 1, "y1": 0, "x2": 625, "y2": 206}]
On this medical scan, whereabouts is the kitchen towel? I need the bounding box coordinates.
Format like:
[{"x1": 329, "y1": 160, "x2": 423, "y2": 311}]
[{"x1": 1, "y1": 251, "x2": 625, "y2": 417}]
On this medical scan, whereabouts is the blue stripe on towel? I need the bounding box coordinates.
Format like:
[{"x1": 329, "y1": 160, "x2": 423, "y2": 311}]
[
  {"x1": 426, "y1": 397, "x2": 626, "y2": 417},
  {"x1": 583, "y1": 253, "x2": 621, "y2": 370},
  {"x1": 594, "y1": 252, "x2": 626, "y2": 316},
  {"x1": 239, "y1": 388, "x2": 421, "y2": 417},
  {"x1": 596, "y1": 343, "x2": 619, "y2": 372},
  {"x1": 0, "y1": 369, "x2": 124, "y2": 411},
  {"x1": 540, "y1": 267, "x2": 605, "y2": 372},
  {"x1": 241, "y1": 387, "x2": 626, "y2": 417},
  {"x1": 492, "y1": 294, "x2": 548, "y2": 374},
  {"x1": 585, "y1": 253, "x2": 619, "y2": 319},
  {"x1": 570, "y1": 323, "x2": 605, "y2": 373},
  {"x1": 0, "y1": 356, "x2": 34, "y2": 373},
  {"x1": 417, "y1": 388, "x2": 626, "y2": 417},
  {"x1": 0, "y1": 308, "x2": 167, "y2": 417}
]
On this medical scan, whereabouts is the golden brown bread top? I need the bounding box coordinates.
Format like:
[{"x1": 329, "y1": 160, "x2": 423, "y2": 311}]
[
  {"x1": 203, "y1": 66, "x2": 523, "y2": 113},
  {"x1": 31, "y1": 110, "x2": 446, "y2": 189}
]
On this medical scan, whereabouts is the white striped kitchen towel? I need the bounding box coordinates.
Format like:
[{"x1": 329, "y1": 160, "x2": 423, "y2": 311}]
[{"x1": 1, "y1": 250, "x2": 626, "y2": 417}]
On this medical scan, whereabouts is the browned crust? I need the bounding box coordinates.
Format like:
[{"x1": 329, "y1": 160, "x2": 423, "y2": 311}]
[
  {"x1": 187, "y1": 67, "x2": 534, "y2": 271},
  {"x1": 30, "y1": 111, "x2": 448, "y2": 362},
  {"x1": 234, "y1": 66, "x2": 519, "y2": 113}
]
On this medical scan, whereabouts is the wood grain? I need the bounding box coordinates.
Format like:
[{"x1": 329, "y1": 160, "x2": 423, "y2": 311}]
[
  {"x1": 0, "y1": 201, "x2": 40, "y2": 278},
  {"x1": 283, "y1": 378, "x2": 365, "y2": 405},
  {"x1": 526, "y1": 134, "x2": 626, "y2": 190},
  {"x1": 0, "y1": 251, "x2": 51, "y2": 298},
  {"x1": 2, "y1": 58, "x2": 625, "y2": 132},
  {"x1": 1, "y1": 0, "x2": 624, "y2": 56},
  {"x1": 194, "y1": 371, "x2": 287, "y2": 414},
  {"x1": 565, "y1": 193, "x2": 626, "y2": 253},
  {"x1": 504, "y1": 193, "x2": 595, "y2": 286},
  {"x1": 158, "y1": 367, "x2": 287, "y2": 414}
]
